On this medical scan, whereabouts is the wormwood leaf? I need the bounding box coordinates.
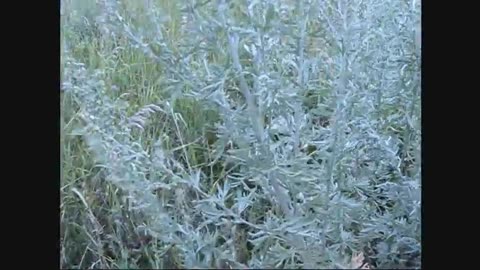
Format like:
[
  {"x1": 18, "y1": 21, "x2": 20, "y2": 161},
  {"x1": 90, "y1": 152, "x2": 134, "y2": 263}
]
[{"x1": 350, "y1": 252, "x2": 372, "y2": 269}]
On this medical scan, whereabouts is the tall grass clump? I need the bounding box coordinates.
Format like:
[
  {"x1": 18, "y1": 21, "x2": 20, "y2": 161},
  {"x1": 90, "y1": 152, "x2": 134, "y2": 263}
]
[{"x1": 61, "y1": 0, "x2": 421, "y2": 268}]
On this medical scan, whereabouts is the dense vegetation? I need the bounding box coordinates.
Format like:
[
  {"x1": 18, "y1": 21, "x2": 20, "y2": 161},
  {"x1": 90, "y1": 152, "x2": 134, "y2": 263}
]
[{"x1": 61, "y1": 0, "x2": 421, "y2": 268}]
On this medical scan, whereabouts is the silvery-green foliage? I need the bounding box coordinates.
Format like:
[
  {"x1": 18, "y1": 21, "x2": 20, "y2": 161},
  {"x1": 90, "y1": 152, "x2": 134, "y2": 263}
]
[{"x1": 65, "y1": 0, "x2": 421, "y2": 268}]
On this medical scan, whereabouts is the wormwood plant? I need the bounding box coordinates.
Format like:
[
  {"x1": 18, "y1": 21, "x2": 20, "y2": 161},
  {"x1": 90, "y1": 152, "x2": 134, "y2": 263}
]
[{"x1": 62, "y1": 0, "x2": 421, "y2": 268}]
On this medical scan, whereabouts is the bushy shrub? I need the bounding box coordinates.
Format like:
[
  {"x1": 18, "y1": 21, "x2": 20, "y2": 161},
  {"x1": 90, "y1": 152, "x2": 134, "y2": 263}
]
[{"x1": 61, "y1": 0, "x2": 421, "y2": 268}]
